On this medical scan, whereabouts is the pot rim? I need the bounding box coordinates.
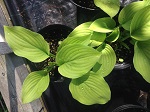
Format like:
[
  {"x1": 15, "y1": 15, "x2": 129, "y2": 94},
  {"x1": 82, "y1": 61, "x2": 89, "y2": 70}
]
[
  {"x1": 112, "y1": 104, "x2": 150, "y2": 112},
  {"x1": 69, "y1": 0, "x2": 98, "y2": 11},
  {"x1": 114, "y1": 62, "x2": 131, "y2": 70},
  {"x1": 38, "y1": 24, "x2": 73, "y2": 33}
]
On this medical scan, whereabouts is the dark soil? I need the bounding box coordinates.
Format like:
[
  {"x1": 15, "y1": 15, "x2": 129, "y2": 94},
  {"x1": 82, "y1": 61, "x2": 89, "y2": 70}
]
[{"x1": 111, "y1": 38, "x2": 134, "y2": 64}]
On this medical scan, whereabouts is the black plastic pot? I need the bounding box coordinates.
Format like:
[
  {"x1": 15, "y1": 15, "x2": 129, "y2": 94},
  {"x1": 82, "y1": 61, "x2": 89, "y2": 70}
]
[
  {"x1": 103, "y1": 39, "x2": 150, "y2": 110},
  {"x1": 69, "y1": 0, "x2": 105, "y2": 25},
  {"x1": 103, "y1": 59, "x2": 150, "y2": 112},
  {"x1": 28, "y1": 24, "x2": 73, "y2": 70},
  {"x1": 112, "y1": 104, "x2": 150, "y2": 112},
  {"x1": 38, "y1": 24, "x2": 72, "y2": 53},
  {"x1": 70, "y1": 0, "x2": 97, "y2": 10},
  {"x1": 70, "y1": 0, "x2": 139, "y2": 9},
  {"x1": 36, "y1": 24, "x2": 104, "y2": 112},
  {"x1": 69, "y1": 0, "x2": 140, "y2": 25},
  {"x1": 120, "y1": 0, "x2": 139, "y2": 6}
]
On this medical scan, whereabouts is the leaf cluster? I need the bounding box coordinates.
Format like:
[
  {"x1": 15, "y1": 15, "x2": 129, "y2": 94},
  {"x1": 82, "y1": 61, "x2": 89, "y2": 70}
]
[{"x1": 4, "y1": 0, "x2": 150, "y2": 105}]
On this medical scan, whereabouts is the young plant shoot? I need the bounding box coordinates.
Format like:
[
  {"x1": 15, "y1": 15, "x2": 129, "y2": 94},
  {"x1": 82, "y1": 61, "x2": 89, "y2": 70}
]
[{"x1": 4, "y1": 0, "x2": 150, "y2": 106}]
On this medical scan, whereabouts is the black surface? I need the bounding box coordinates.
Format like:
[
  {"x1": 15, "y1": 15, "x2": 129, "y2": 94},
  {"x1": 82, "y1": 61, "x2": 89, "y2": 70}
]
[
  {"x1": 4, "y1": 0, "x2": 77, "y2": 31},
  {"x1": 70, "y1": 0, "x2": 104, "y2": 25}
]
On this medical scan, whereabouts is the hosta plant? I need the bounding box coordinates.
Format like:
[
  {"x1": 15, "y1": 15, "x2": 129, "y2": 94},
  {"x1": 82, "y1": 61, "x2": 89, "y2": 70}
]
[{"x1": 4, "y1": 0, "x2": 150, "y2": 105}]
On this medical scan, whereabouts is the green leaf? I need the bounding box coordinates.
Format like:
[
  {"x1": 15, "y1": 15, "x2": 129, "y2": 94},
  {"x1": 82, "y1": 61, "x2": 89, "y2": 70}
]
[
  {"x1": 95, "y1": 44, "x2": 116, "y2": 77},
  {"x1": 57, "y1": 22, "x2": 93, "y2": 52},
  {"x1": 130, "y1": 6, "x2": 150, "y2": 41},
  {"x1": 4, "y1": 26, "x2": 50, "y2": 62},
  {"x1": 91, "y1": 32, "x2": 106, "y2": 42},
  {"x1": 89, "y1": 32, "x2": 106, "y2": 47},
  {"x1": 56, "y1": 44, "x2": 101, "y2": 79},
  {"x1": 89, "y1": 17, "x2": 116, "y2": 33},
  {"x1": 22, "y1": 70, "x2": 49, "y2": 103},
  {"x1": 68, "y1": 22, "x2": 93, "y2": 37},
  {"x1": 118, "y1": 1, "x2": 146, "y2": 30},
  {"x1": 133, "y1": 40, "x2": 150, "y2": 83},
  {"x1": 69, "y1": 72, "x2": 111, "y2": 105},
  {"x1": 94, "y1": 0, "x2": 120, "y2": 17},
  {"x1": 143, "y1": 0, "x2": 150, "y2": 4},
  {"x1": 106, "y1": 27, "x2": 120, "y2": 42}
]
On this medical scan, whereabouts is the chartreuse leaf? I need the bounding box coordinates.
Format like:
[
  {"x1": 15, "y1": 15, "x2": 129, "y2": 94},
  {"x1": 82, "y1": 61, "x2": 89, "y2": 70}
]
[
  {"x1": 68, "y1": 22, "x2": 92, "y2": 38},
  {"x1": 94, "y1": 0, "x2": 120, "y2": 18},
  {"x1": 4, "y1": 26, "x2": 50, "y2": 62},
  {"x1": 143, "y1": 0, "x2": 150, "y2": 4},
  {"x1": 130, "y1": 6, "x2": 150, "y2": 41},
  {"x1": 91, "y1": 32, "x2": 106, "y2": 42},
  {"x1": 22, "y1": 70, "x2": 49, "y2": 103},
  {"x1": 94, "y1": 44, "x2": 116, "y2": 77},
  {"x1": 89, "y1": 17, "x2": 116, "y2": 33},
  {"x1": 69, "y1": 71, "x2": 111, "y2": 105},
  {"x1": 134, "y1": 40, "x2": 150, "y2": 83},
  {"x1": 89, "y1": 32, "x2": 106, "y2": 47},
  {"x1": 57, "y1": 22, "x2": 93, "y2": 52},
  {"x1": 106, "y1": 27, "x2": 120, "y2": 42},
  {"x1": 119, "y1": 1, "x2": 146, "y2": 30},
  {"x1": 56, "y1": 44, "x2": 101, "y2": 79}
]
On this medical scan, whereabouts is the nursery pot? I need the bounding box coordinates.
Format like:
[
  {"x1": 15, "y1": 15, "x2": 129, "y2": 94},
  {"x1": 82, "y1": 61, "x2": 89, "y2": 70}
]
[
  {"x1": 103, "y1": 54, "x2": 150, "y2": 111},
  {"x1": 112, "y1": 104, "x2": 150, "y2": 112},
  {"x1": 69, "y1": 0, "x2": 97, "y2": 10},
  {"x1": 31, "y1": 24, "x2": 72, "y2": 111},
  {"x1": 70, "y1": 0, "x2": 139, "y2": 9},
  {"x1": 70, "y1": 0, "x2": 103, "y2": 25},
  {"x1": 36, "y1": 24, "x2": 104, "y2": 112},
  {"x1": 69, "y1": 0, "x2": 139, "y2": 25}
]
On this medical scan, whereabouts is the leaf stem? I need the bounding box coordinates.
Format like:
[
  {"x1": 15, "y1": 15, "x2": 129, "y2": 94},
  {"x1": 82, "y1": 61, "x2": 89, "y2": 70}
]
[
  {"x1": 49, "y1": 53, "x2": 56, "y2": 58},
  {"x1": 119, "y1": 36, "x2": 130, "y2": 42},
  {"x1": 44, "y1": 62, "x2": 56, "y2": 73},
  {"x1": 96, "y1": 43, "x2": 106, "y2": 52}
]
